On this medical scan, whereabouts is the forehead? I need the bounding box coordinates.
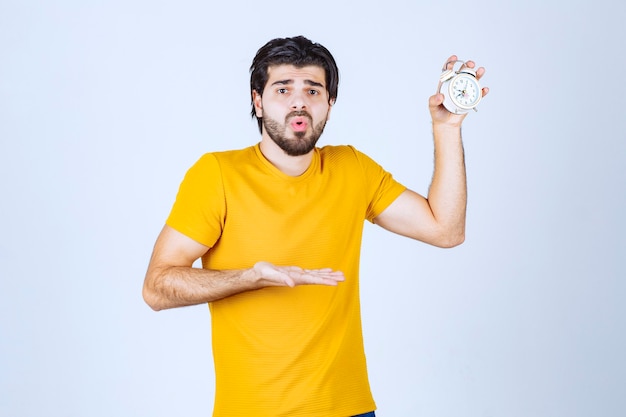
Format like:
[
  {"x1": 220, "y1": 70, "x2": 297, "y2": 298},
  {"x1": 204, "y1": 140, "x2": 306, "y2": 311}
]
[{"x1": 266, "y1": 64, "x2": 326, "y2": 86}]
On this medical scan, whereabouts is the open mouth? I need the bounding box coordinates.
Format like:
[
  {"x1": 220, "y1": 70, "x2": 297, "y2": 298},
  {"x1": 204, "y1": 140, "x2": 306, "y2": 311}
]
[{"x1": 290, "y1": 116, "x2": 309, "y2": 132}]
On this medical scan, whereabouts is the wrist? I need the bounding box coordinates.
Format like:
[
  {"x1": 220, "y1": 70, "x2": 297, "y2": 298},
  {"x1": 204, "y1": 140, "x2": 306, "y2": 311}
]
[
  {"x1": 242, "y1": 265, "x2": 263, "y2": 290},
  {"x1": 432, "y1": 121, "x2": 462, "y2": 134}
]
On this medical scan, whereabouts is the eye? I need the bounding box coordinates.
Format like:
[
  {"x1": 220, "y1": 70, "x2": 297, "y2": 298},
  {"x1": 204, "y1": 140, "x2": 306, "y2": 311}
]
[
  {"x1": 277, "y1": 88, "x2": 288, "y2": 94},
  {"x1": 308, "y1": 89, "x2": 320, "y2": 96}
]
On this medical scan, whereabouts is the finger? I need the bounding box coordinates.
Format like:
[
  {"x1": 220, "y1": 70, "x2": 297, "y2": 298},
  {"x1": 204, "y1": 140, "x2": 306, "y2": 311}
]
[
  {"x1": 302, "y1": 270, "x2": 345, "y2": 282},
  {"x1": 271, "y1": 269, "x2": 298, "y2": 287},
  {"x1": 314, "y1": 273, "x2": 345, "y2": 286},
  {"x1": 282, "y1": 275, "x2": 296, "y2": 287},
  {"x1": 318, "y1": 271, "x2": 345, "y2": 283},
  {"x1": 289, "y1": 269, "x2": 345, "y2": 286},
  {"x1": 254, "y1": 262, "x2": 297, "y2": 287},
  {"x1": 266, "y1": 270, "x2": 297, "y2": 287},
  {"x1": 443, "y1": 55, "x2": 458, "y2": 71},
  {"x1": 301, "y1": 267, "x2": 344, "y2": 278},
  {"x1": 429, "y1": 93, "x2": 444, "y2": 108}
]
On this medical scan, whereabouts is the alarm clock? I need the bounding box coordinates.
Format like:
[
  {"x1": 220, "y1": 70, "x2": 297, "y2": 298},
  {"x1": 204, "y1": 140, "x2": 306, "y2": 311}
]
[{"x1": 439, "y1": 60, "x2": 482, "y2": 114}]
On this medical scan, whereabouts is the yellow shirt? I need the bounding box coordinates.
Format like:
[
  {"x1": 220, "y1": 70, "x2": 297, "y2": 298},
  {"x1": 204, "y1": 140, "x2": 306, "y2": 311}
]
[{"x1": 167, "y1": 144, "x2": 406, "y2": 417}]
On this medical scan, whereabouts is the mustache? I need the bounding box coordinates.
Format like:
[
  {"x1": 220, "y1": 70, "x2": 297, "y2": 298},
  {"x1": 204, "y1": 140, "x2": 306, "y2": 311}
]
[{"x1": 286, "y1": 110, "x2": 312, "y2": 121}]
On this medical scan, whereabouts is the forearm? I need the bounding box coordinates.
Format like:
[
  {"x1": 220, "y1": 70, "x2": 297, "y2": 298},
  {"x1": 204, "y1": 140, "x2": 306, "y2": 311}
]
[
  {"x1": 143, "y1": 260, "x2": 345, "y2": 311},
  {"x1": 143, "y1": 265, "x2": 258, "y2": 311},
  {"x1": 427, "y1": 123, "x2": 467, "y2": 244}
]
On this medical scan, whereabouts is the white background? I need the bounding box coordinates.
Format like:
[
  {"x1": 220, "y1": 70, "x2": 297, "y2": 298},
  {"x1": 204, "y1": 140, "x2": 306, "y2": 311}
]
[{"x1": 1, "y1": 1, "x2": 624, "y2": 416}]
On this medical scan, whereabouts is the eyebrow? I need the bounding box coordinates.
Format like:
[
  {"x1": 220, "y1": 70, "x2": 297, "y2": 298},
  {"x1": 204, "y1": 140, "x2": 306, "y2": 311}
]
[{"x1": 270, "y1": 79, "x2": 325, "y2": 88}]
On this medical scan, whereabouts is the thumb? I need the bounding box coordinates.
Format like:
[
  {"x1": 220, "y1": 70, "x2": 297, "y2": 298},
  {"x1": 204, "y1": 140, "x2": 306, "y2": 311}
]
[{"x1": 429, "y1": 93, "x2": 444, "y2": 108}]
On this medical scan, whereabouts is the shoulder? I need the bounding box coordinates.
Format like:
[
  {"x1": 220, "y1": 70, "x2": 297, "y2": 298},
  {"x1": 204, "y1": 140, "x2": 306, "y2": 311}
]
[
  {"x1": 319, "y1": 144, "x2": 356, "y2": 155},
  {"x1": 203, "y1": 145, "x2": 256, "y2": 164},
  {"x1": 188, "y1": 146, "x2": 256, "y2": 173},
  {"x1": 318, "y1": 144, "x2": 383, "y2": 170},
  {"x1": 182, "y1": 146, "x2": 252, "y2": 186},
  {"x1": 318, "y1": 144, "x2": 374, "y2": 163}
]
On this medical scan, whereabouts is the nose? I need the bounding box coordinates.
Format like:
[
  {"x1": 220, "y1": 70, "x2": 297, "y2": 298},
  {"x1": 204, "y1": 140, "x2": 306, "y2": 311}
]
[{"x1": 289, "y1": 90, "x2": 307, "y2": 110}]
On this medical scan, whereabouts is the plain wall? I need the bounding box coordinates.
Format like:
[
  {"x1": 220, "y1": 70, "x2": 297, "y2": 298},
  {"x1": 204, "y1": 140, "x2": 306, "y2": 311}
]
[{"x1": 1, "y1": 1, "x2": 624, "y2": 416}]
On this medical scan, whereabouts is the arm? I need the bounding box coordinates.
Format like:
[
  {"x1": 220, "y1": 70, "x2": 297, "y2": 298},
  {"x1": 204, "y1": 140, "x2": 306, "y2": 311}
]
[
  {"x1": 142, "y1": 225, "x2": 345, "y2": 311},
  {"x1": 373, "y1": 56, "x2": 488, "y2": 248}
]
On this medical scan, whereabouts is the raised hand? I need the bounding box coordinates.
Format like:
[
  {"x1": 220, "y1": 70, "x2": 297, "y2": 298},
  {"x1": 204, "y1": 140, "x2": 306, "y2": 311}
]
[{"x1": 430, "y1": 54, "x2": 489, "y2": 127}]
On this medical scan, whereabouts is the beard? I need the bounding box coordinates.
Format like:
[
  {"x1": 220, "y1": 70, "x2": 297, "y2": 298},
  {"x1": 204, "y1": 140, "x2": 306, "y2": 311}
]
[{"x1": 262, "y1": 110, "x2": 328, "y2": 156}]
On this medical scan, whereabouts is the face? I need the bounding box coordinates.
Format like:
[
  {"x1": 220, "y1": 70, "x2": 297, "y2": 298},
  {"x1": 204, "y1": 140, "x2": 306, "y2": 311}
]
[{"x1": 253, "y1": 65, "x2": 333, "y2": 156}]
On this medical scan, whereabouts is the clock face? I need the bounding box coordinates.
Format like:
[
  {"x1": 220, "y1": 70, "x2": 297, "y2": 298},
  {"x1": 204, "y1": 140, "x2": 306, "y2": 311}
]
[{"x1": 449, "y1": 74, "x2": 481, "y2": 109}]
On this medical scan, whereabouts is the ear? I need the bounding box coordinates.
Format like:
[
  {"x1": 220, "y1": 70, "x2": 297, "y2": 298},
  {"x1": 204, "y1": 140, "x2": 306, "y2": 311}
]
[{"x1": 252, "y1": 90, "x2": 263, "y2": 117}]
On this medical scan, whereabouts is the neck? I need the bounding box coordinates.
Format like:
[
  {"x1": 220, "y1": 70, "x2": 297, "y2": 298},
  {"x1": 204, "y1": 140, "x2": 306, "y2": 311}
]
[{"x1": 259, "y1": 138, "x2": 314, "y2": 177}]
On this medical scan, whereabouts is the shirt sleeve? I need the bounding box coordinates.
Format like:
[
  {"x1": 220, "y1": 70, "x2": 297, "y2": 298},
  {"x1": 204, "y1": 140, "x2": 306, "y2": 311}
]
[
  {"x1": 350, "y1": 147, "x2": 407, "y2": 222},
  {"x1": 166, "y1": 153, "x2": 226, "y2": 248}
]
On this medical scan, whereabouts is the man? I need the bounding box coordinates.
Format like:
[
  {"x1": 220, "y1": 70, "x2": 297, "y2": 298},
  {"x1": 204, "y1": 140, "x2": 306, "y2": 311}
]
[{"x1": 143, "y1": 35, "x2": 488, "y2": 417}]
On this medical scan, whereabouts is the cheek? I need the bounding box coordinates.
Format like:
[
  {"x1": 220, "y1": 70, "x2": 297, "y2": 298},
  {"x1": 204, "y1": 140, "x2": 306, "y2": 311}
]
[
  {"x1": 259, "y1": 101, "x2": 280, "y2": 119},
  {"x1": 325, "y1": 104, "x2": 333, "y2": 121},
  {"x1": 314, "y1": 104, "x2": 332, "y2": 121}
]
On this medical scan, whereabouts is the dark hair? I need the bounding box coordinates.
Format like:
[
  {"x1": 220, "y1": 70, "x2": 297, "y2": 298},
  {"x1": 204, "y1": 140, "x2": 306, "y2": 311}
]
[{"x1": 249, "y1": 36, "x2": 339, "y2": 133}]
